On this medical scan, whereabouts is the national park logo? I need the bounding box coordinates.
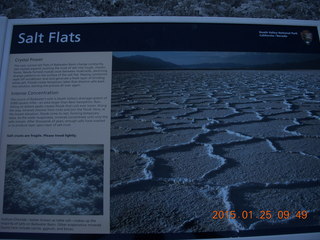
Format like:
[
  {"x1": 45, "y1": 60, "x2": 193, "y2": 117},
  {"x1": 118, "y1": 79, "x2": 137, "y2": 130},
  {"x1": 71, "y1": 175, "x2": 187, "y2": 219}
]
[{"x1": 300, "y1": 30, "x2": 313, "y2": 45}]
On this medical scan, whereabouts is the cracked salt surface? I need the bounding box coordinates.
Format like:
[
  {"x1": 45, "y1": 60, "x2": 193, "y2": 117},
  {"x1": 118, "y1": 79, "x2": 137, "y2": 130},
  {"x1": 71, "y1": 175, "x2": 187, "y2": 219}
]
[
  {"x1": 274, "y1": 137, "x2": 320, "y2": 157},
  {"x1": 151, "y1": 143, "x2": 222, "y2": 179},
  {"x1": 110, "y1": 151, "x2": 147, "y2": 185},
  {"x1": 111, "y1": 183, "x2": 230, "y2": 233},
  {"x1": 110, "y1": 70, "x2": 320, "y2": 233},
  {"x1": 208, "y1": 141, "x2": 320, "y2": 185},
  {"x1": 228, "y1": 180, "x2": 320, "y2": 229}
]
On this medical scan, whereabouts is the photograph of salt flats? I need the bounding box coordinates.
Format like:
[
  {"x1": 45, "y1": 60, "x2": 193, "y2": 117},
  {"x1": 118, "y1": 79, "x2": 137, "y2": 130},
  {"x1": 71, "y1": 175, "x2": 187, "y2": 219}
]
[
  {"x1": 3, "y1": 144, "x2": 104, "y2": 215},
  {"x1": 110, "y1": 51, "x2": 320, "y2": 233}
]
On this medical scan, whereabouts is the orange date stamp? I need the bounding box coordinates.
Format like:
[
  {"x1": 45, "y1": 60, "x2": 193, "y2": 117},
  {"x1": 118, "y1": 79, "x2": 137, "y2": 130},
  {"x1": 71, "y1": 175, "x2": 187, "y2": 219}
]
[{"x1": 211, "y1": 210, "x2": 309, "y2": 220}]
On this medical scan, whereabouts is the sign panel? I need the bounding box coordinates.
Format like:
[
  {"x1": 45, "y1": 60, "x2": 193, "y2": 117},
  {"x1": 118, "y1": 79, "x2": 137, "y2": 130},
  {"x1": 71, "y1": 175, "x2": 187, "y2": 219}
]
[{"x1": 0, "y1": 17, "x2": 319, "y2": 239}]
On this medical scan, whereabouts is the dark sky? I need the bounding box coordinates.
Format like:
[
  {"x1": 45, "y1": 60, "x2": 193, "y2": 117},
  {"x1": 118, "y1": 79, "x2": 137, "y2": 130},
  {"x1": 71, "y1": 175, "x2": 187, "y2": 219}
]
[
  {"x1": 114, "y1": 51, "x2": 246, "y2": 65},
  {"x1": 113, "y1": 51, "x2": 320, "y2": 66}
]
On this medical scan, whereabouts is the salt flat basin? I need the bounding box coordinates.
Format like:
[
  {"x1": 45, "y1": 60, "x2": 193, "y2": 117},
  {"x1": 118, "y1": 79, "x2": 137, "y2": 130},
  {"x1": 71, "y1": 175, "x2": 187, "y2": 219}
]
[{"x1": 112, "y1": 70, "x2": 320, "y2": 233}]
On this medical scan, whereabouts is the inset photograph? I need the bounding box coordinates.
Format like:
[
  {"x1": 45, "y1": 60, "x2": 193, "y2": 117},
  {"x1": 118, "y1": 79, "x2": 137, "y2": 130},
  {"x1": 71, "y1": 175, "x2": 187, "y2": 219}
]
[{"x1": 3, "y1": 144, "x2": 104, "y2": 215}]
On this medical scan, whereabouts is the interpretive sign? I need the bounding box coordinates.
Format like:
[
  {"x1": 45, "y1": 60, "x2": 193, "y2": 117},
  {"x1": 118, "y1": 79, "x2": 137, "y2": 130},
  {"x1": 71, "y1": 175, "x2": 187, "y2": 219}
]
[{"x1": 0, "y1": 17, "x2": 319, "y2": 240}]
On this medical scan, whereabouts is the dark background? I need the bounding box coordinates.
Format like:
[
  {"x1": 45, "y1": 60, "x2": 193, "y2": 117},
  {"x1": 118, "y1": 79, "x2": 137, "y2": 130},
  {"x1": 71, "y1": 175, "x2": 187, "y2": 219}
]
[{"x1": 0, "y1": 0, "x2": 319, "y2": 19}]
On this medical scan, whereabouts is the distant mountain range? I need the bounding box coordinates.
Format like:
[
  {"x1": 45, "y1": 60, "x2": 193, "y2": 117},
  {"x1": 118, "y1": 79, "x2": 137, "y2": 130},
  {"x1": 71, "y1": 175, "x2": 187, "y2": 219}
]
[
  {"x1": 112, "y1": 55, "x2": 179, "y2": 71},
  {"x1": 113, "y1": 55, "x2": 320, "y2": 71}
]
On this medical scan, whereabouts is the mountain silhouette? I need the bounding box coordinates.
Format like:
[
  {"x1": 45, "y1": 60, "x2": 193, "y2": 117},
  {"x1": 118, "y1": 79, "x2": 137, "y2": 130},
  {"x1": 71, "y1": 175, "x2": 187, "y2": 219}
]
[
  {"x1": 113, "y1": 54, "x2": 320, "y2": 71},
  {"x1": 112, "y1": 55, "x2": 180, "y2": 71}
]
